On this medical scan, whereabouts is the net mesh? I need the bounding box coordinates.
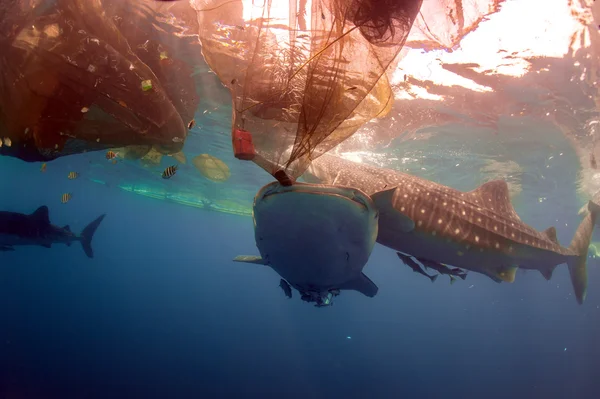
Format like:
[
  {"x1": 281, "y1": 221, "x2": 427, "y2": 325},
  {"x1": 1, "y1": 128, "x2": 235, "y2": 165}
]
[
  {"x1": 0, "y1": 0, "x2": 199, "y2": 162},
  {"x1": 193, "y1": 0, "x2": 423, "y2": 178},
  {"x1": 193, "y1": 0, "x2": 505, "y2": 179}
]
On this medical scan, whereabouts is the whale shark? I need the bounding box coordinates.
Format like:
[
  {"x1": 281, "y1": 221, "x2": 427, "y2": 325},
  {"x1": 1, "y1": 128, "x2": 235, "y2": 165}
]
[
  {"x1": 234, "y1": 181, "x2": 379, "y2": 306},
  {"x1": 0, "y1": 206, "x2": 106, "y2": 258},
  {"x1": 304, "y1": 153, "x2": 598, "y2": 304}
]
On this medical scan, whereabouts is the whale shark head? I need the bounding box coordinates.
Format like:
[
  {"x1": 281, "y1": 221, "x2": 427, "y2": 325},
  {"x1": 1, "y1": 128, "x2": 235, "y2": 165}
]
[{"x1": 252, "y1": 181, "x2": 378, "y2": 287}]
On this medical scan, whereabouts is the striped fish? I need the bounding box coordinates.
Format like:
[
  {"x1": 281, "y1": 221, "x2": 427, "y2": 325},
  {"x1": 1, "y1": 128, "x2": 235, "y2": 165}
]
[
  {"x1": 106, "y1": 150, "x2": 118, "y2": 160},
  {"x1": 61, "y1": 193, "x2": 72, "y2": 204},
  {"x1": 67, "y1": 171, "x2": 79, "y2": 180},
  {"x1": 162, "y1": 165, "x2": 178, "y2": 179}
]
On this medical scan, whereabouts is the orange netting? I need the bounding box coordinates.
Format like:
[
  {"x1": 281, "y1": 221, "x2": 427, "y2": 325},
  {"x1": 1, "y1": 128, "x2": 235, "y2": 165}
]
[
  {"x1": 193, "y1": 0, "x2": 505, "y2": 179},
  {"x1": 193, "y1": 0, "x2": 423, "y2": 179},
  {"x1": 0, "y1": 0, "x2": 199, "y2": 162}
]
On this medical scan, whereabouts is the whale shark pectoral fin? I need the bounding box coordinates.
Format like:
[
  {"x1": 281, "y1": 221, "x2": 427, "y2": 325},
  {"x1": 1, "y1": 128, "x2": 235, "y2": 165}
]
[
  {"x1": 0, "y1": 245, "x2": 14, "y2": 252},
  {"x1": 371, "y1": 188, "x2": 415, "y2": 232},
  {"x1": 233, "y1": 255, "x2": 269, "y2": 265},
  {"x1": 30, "y1": 206, "x2": 50, "y2": 225},
  {"x1": 338, "y1": 273, "x2": 378, "y2": 297}
]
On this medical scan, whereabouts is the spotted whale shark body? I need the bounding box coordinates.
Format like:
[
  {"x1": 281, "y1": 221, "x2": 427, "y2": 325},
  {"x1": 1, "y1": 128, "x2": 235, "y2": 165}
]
[{"x1": 305, "y1": 153, "x2": 598, "y2": 304}]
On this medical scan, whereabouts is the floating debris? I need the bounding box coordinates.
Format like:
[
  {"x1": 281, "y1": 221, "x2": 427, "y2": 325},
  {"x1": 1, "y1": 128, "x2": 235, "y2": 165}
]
[
  {"x1": 170, "y1": 151, "x2": 187, "y2": 164},
  {"x1": 193, "y1": 154, "x2": 231, "y2": 182},
  {"x1": 141, "y1": 79, "x2": 153, "y2": 91}
]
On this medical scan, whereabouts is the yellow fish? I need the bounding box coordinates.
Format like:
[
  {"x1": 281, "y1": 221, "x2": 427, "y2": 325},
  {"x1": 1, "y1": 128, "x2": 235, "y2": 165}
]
[
  {"x1": 162, "y1": 165, "x2": 178, "y2": 179},
  {"x1": 67, "y1": 171, "x2": 79, "y2": 180},
  {"x1": 61, "y1": 193, "x2": 72, "y2": 204},
  {"x1": 40, "y1": 163, "x2": 47, "y2": 173}
]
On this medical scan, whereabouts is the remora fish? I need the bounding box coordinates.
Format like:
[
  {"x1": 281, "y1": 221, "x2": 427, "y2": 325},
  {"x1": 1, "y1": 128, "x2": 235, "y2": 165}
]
[
  {"x1": 304, "y1": 153, "x2": 598, "y2": 304},
  {"x1": 396, "y1": 252, "x2": 438, "y2": 283},
  {"x1": 419, "y1": 258, "x2": 467, "y2": 281},
  {"x1": 0, "y1": 206, "x2": 106, "y2": 258},
  {"x1": 279, "y1": 279, "x2": 293, "y2": 298}
]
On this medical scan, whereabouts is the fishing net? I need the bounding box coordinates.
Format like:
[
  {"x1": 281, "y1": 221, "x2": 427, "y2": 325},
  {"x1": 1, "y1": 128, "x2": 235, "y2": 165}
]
[
  {"x1": 193, "y1": 0, "x2": 424, "y2": 179},
  {"x1": 406, "y1": 0, "x2": 505, "y2": 51},
  {"x1": 193, "y1": 0, "x2": 505, "y2": 180},
  {"x1": 0, "y1": 0, "x2": 199, "y2": 162}
]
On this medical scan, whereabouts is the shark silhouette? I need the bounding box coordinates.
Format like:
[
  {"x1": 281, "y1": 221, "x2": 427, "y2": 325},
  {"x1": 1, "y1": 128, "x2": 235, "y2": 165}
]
[
  {"x1": 305, "y1": 153, "x2": 598, "y2": 304},
  {"x1": 0, "y1": 206, "x2": 106, "y2": 258}
]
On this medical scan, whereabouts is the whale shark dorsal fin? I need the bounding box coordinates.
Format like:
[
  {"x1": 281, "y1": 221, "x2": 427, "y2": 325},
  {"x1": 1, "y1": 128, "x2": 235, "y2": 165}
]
[
  {"x1": 233, "y1": 255, "x2": 269, "y2": 265},
  {"x1": 31, "y1": 206, "x2": 50, "y2": 224},
  {"x1": 543, "y1": 226, "x2": 559, "y2": 244},
  {"x1": 338, "y1": 273, "x2": 378, "y2": 297},
  {"x1": 471, "y1": 180, "x2": 521, "y2": 220},
  {"x1": 371, "y1": 188, "x2": 415, "y2": 232}
]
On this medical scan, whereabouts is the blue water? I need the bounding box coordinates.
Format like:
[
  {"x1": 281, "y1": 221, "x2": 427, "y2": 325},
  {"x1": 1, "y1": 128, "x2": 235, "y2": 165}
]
[{"x1": 1, "y1": 152, "x2": 600, "y2": 399}]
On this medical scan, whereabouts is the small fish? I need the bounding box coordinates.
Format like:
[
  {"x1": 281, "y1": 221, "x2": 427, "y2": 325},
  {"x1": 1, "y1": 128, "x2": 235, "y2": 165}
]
[
  {"x1": 67, "y1": 171, "x2": 79, "y2": 180},
  {"x1": 187, "y1": 119, "x2": 195, "y2": 129},
  {"x1": 105, "y1": 150, "x2": 118, "y2": 160},
  {"x1": 419, "y1": 258, "x2": 467, "y2": 282},
  {"x1": 81, "y1": 107, "x2": 89, "y2": 113},
  {"x1": 591, "y1": 152, "x2": 597, "y2": 169},
  {"x1": 396, "y1": 252, "x2": 438, "y2": 283},
  {"x1": 61, "y1": 193, "x2": 72, "y2": 204},
  {"x1": 3, "y1": 137, "x2": 11, "y2": 147},
  {"x1": 162, "y1": 165, "x2": 178, "y2": 179},
  {"x1": 279, "y1": 279, "x2": 292, "y2": 299},
  {"x1": 347, "y1": 86, "x2": 357, "y2": 91},
  {"x1": 40, "y1": 163, "x2": 47, "y2": 173}
]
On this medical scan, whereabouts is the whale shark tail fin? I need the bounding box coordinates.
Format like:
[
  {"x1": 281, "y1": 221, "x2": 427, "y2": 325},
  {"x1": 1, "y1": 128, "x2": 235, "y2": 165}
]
[{"x1": 80, "y1": 214, "x2": 106, "y2": 259}]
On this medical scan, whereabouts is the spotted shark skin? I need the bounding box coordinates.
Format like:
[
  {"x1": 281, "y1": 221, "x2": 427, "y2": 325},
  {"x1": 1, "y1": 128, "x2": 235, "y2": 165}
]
[{"x1": 305, "y1": 153, "x2": 598, "y2": 304}]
